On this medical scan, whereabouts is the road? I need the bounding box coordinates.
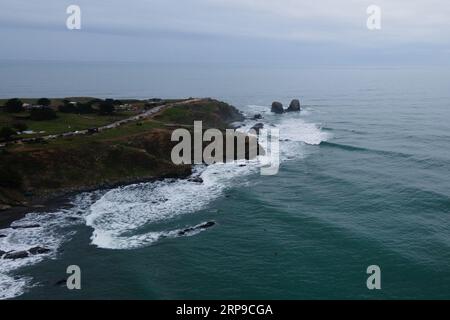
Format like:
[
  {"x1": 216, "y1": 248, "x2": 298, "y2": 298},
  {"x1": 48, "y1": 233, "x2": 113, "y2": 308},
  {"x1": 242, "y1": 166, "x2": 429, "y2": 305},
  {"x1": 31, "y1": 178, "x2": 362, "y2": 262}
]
[{"x1": 0, "y1": 98, "x2": 201, "y2": 147}]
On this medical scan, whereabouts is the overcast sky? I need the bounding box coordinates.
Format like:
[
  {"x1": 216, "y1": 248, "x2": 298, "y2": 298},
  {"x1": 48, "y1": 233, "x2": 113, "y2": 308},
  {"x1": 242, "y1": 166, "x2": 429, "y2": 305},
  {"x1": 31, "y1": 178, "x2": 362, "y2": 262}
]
[{"x1": 1, "y1": 0, "x2": 449, "y2": 65}]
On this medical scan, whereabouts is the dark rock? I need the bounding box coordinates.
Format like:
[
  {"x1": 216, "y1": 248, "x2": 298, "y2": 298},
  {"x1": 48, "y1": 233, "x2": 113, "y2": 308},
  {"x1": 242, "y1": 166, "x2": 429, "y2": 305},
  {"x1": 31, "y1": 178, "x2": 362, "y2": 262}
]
[
  {"x1": 250, "y1": 123, "x2": 264, "y2": 134},
  {"x1": 0, "y1": 234, "x2": 6, "y2": 238},
  {"x1": 188, "y1": 176, "x2": 203, "y2": 183},
  {"x1": 3, "y1": 250, "x2": 30, "y2": 259},
  {"x1": 0, "y1": 250, "x2": 5, "y2": 256},
  {"x1": 55, "y1": 278, "x2": 67, "y2": 287},
  {"x1": 66, "y1": 217, "x2": 81, "y2": 221},
  {"x1": 28, "y1": 246, "x2": 51, "y2": 255},
  {"x1": 271, "y1": 101, "x2": 284, "y2": 114},
  {"x1": 177, "y1": 221, "x2": 216, "y2": 236},
  {"x1": 286, "y1": 99, "x2": 301, "y2": 112},
  {"x1": 199, "y1": 221, "x2": 216, "y2": 229},
  {"x1": 11, "y1": 224, "x2": 41, "y2": 230},
  {"x1": 252, "y1": 113, "x2": 262, "y2": 120}
]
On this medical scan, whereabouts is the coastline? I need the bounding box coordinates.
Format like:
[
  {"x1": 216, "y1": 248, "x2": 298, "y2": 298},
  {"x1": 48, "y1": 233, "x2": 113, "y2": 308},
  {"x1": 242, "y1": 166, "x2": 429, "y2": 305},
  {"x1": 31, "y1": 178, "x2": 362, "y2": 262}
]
[
  {"x1": 0, "y1": 170, "x2": 192, "y2": 229},
  {"x1": 0, "y1": 97, "x2": 246, "y2": 229}
]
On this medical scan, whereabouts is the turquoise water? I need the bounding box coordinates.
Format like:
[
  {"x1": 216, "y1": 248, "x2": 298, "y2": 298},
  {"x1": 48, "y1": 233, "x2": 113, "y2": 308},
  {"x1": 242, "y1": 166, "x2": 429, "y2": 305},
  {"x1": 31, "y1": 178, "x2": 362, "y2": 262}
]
[{"x1": 1, "y1": 63, "x2": 450, "y2": 299}]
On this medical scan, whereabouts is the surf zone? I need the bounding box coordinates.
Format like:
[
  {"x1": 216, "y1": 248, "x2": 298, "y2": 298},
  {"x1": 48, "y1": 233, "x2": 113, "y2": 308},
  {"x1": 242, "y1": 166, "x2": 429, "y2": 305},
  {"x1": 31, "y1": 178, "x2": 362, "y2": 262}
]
[{"x1": 171, "y1": 120, "x2": 280, "y2": 175}]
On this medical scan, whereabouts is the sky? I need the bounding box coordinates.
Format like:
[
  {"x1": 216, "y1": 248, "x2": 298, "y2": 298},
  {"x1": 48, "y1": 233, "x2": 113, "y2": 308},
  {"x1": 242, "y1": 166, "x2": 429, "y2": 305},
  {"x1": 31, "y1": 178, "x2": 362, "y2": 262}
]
[{"x1": 1, "y1": 0, "x2": 450, "y2": 66}]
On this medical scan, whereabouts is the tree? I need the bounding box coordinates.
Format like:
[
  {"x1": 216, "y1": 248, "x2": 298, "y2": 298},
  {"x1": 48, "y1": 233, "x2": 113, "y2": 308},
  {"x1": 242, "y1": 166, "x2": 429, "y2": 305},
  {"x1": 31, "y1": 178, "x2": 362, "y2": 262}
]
[
  {"x1": 77, "y1": 102, "x2": 94, "y2": 114},
  {"x1": 29, "y1": 107, "x2": 57, "y2": 121},
  {"x1": 58, "y1": 104, "x2": 77, "y2": 113},
  {"x1": 98, "y1": 100, "x2": 115, "y2": 115},
  {"x1": 37, "y1": 98, "x2": 51, "y2": 107},
  {"x1": 0, "y1": 127, "x2": 17, "y2": 141},
  {"x1": 4, "y1": 98, "x2": 24, "y2": 113}
]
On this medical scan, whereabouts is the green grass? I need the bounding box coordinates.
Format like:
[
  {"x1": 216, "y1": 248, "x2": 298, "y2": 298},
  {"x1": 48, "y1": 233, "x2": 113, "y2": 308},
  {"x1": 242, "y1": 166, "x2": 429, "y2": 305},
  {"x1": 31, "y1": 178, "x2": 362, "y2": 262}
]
[
  {"x1": 0, "y1": 111, "x2": 135, "y2": 138},
  {"x1": 155, "y1": 107, "x2": 193, "y2": 123},
  {"x1": 17, "y1": 119, "x2": 165, "y2": 150}
]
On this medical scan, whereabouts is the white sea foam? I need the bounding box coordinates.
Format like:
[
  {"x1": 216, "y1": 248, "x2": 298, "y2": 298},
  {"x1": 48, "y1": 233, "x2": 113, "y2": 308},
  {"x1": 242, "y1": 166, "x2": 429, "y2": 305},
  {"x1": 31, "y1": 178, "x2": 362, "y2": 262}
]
[
  {"x1": 240, "y1": 105, "x2": 329, "y2": 162},
  {"x1": 85, "y1": 163, "x2": 258, "y2": 249},
  {"x1": 0, "y1": 193, "x2": 97, "y2": 299}
]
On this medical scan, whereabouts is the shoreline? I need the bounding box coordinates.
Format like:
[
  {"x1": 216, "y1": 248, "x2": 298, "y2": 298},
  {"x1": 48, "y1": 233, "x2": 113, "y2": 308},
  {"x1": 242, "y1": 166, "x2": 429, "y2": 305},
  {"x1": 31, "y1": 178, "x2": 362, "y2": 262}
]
[
  {"x1": 0, "y1": 97, "x2": 248, "y2": 230},
  {"x1": 0, "y1": 170, "x2": 192, "y2": 229}
]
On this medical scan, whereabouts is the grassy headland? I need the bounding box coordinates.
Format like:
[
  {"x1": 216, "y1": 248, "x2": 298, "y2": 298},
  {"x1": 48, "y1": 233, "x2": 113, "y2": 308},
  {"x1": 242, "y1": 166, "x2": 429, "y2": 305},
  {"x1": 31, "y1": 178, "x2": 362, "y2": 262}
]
[{"x1": 0, "y1": 98, "x2": 245, "y2": 216}]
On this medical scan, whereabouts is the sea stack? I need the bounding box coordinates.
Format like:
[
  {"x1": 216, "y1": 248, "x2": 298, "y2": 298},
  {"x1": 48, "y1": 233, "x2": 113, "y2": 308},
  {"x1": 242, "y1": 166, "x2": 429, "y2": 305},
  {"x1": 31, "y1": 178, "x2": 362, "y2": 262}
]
[
  {"x1": 286, "y1": 99, "x2": 301, "y2": 112},
  {"x1": 271, "y1": 101, "x2": 284, "y2": 114}
]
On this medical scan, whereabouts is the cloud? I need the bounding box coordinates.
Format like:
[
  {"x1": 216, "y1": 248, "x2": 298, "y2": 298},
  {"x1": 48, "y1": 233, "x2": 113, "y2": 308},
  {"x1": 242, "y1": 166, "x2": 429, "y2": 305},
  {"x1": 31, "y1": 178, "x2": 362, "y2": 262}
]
[{"x1": 0, "y1": 0, "x2": 449, "y2": 64}]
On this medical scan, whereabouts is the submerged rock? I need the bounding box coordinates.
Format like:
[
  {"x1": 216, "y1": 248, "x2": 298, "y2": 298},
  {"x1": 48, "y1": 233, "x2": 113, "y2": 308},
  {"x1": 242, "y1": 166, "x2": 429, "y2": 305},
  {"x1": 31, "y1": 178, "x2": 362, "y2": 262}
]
[
  {"x1": 188, "y1": 176, "x2": 203, "y2": 183},
  {"x1": 0, "y1": 234, "x2": 6, "y2": 238},
  {"x1": 0, "y1": 250, "x2": 5, "y2": 257},
  {"x1": 199, "y1": 221, "x2": 215, "y2": 229},
  {"x1": 55, "y1": 278, "x2": 67, "y2": 287},
  {"x1": 286, "y1": 99, "x2": 301, "y2": 112},
  {"x1": 252, "y1": 113, "x2": 262, "y2": 120},
  {"x1": 11, "y1": 224, "x2": 41, "y2": 230},
  {"x1": 271, "y1": 101, "x2": 284, "y2": 114},
  {"x1": 250, "y1": 123, "x2": 264, "y2": 134},
  {"x1": 28, "y1": 246, "x2": 51, "y2": 255},
  {"x1": 3, "y1": 250, "x2": 30, "y2": 260},
  {"x1": 66, "y1": 216, "x2": 81, "y2": 222},
  {"x1": 177, "y1": 221, "x2": 216, "y2": 236}
]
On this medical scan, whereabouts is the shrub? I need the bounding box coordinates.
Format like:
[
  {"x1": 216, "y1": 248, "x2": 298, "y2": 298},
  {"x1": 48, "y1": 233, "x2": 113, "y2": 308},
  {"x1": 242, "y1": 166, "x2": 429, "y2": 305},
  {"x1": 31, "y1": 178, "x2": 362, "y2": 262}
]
[
  {"x1": 4, "y1": 98, "x2": 24, "y2": 113},
  {"x1": 37, "y1": 98, "x2": 51, "y2": 107},
  {"x1": 58, "y1": 104, "x2": 77, "y2": 113},
  {"x1": 0, "y1": 127, "x2": 17, "y2": 141},
  {"x1": 77, "y1": 102, "x2": 95, "y2": 114},
  {"x1": 0, "y1": 166, "x2": 23, "y2": 188},
  {"x1": 29, "y1": 107, "x2": 57, "y2": 121},
  {"x1": 98, "y1": 100, "x2": 115, "y2": 115},
  {"x1": 12, "y1": 122, "x2": 28, "y2": 132}
]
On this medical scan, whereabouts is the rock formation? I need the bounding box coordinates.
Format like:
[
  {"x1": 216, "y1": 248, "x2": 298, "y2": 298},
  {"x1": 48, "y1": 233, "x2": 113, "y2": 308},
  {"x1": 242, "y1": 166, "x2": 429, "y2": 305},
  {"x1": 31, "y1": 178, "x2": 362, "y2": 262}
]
[
  {"x1": 251, "y1": 123, "x2": 264, "y2": 134},
  {"x1": 286, "y1": 99, "x2": 301, "y2": 112},
  {"x1": 271, "y1": 101, "x2": 284, "y2": 114}
]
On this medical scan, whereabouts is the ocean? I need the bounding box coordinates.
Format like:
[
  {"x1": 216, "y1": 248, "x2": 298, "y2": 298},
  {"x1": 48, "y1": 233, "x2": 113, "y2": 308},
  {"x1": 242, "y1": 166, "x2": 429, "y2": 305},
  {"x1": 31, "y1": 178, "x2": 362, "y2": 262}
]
[{"x1": 0, "y1": 61, "x2": 450, "y2": 299}]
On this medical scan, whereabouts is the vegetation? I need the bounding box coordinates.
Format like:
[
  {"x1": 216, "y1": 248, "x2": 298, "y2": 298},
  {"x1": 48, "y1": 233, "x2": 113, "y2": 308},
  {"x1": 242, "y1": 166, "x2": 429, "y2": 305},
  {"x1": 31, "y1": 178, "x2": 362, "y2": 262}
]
[
  {"x1": 4, "y1": 98, "x2": 24, "y2": 113},
  {"x1": 76, "y1": 102, "x2": 95, "y2": 114},
  {"x1": 0, "y1": 98, "x2": 244, "y2": 210},
  {"x1": 98, "y1": 100, "x2": 115, "y2": 115},
  {"x1": 12, "y1": 122, "x2": 28, "y2": 132},
  {"x1": 0, "y1": 127, "x2": 16, "y2": 141},
  {"x1": 29, "y1": 107, "x2": 58, "y2": 121},
  {"x1": 0, "y1": 166, "x2": 22, "y2": 188},
  {"x1": 37, "y1": 98, "x2": 51, "y2": 107},
  {"x1": 58, "y1": 103, "x2": 77, "y2": 113}
]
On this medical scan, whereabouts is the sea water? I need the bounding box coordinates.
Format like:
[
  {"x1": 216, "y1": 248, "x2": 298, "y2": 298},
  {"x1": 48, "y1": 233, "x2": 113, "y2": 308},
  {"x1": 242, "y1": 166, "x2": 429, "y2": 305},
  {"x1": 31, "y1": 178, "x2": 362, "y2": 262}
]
[{"x1": 0, "y1": 62, "x2": 449, "y2": 299}]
